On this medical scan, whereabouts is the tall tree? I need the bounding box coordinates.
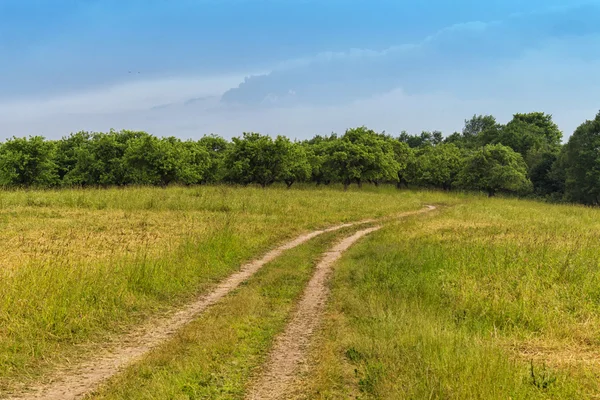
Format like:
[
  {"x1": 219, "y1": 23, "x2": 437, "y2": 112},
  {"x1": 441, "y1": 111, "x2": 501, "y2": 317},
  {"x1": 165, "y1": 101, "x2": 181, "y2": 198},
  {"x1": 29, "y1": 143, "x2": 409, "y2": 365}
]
[
  {"x1": 55, "y1": 131, "x2": 92, "y2": 183},
  {"x1": 123, "y1": 136, "x2": 210, "y2": 186},
  {"x1": 458, "y1": 144, "x2": 532, "y2": 197},
  {"x1": 563, "y1": 112, "x2": 600, "y2": 205},
  {"x1": 198, "y1": 135, "x2": 230, "y2": 183},
  {"x1": 391, "y1": 140, "x2": 413, "y2": 188},
  {"x1": 0, "y1": 136, "x2": 59, "y2": 187},
  {"x1": 224, "y1": 132, "x2": 301, "y2": 187},
  {"x1": 69, "y1": 130, "x2": 144, "y2": 186},
  {"x1": 510, "y1": 112, "x2": 562, "y2": 151},
  {"x1": 327, "y1": 127, "x2": 399, "y2": 189},
  {"x1": 303, "y1": 135, "x2": 340, "y2": 185},
  {"x1": 499, "y1": 112, "x2": 564, "y2": 196},
  {"x1": 278, "y1": 140, "x2": 312, "y2": 188},
  {"x1": 399, "y1": 130, "x2": 443, "y2": 148},
  {"x1": 462, "y1": 114, "x2": 500, "y2": 147},
  {"x1": 410, "y1": 144, "x2": 464, "y2": 190}
]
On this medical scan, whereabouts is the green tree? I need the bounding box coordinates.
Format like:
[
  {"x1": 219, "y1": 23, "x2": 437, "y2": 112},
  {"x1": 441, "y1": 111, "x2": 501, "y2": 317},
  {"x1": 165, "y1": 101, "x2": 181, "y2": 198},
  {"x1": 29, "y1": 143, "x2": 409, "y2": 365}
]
[
  {"x1": 391, "y1": 140, "x2": 413, "y2": 188},
  {"x1": 497, "y1": 113, "x2": 563, "y2": 196},
  {"x1": 123, "y1": 135, "x2": 210, "y2": 186},
  {"x1": 278, "y1": 139, "x2": 311, "y2": 188},
  {"x1": 563, "y1": 112, "x2": 600, "y2": 205},
  {"x1": 399, "y1": 130, "x2": 442, "y2": 148},
  {"x1": 178, "y1": 140, "x2": 212, "y2": 185},
  {"x1": 327, "y1": 127, "x2": 399, "y2": 189},
  {"x1": 462, "y1": 114, "x2": 500, "y2": 148},
  {"x1": 526, "y1": 147, "x2": 566, "y2": 197},
  {"x1": 458, "y1": 144, "x2": 532, "y2": 197},
  {"x1": 55, "y1": 131, "x2": 92, "y2": 183},
  {"x1": 224, "y1": 132, "x2": 288, "y2": 187},
  {"x1": 122, "y1": 134, "x2": 162, "y2": 185},
  {"x1": 87, "y1": 130, "x2": 137, "y2": 186},
  {"x1": 304, "y1": 134, "x2": 339, "y2": 185},
  {"x1": 63, "y1": 130, "x2": 151, "y2": 186},
  {"x1": 198, "y1": 135, "x2": 230, "y2": 183},
  {"x1": 411, "y1": 144, "x2": 463, "y2": 190},
  {"x1": 482, "y1": 112, "x2": 562, "y2": 161},
  {"x1": 547, "y1": 148, "x2": 567, "y2": 200},
  {"x1": 443, "y1": 131, "x2": 464, "y2": 146},
  {"x1": 0, "y1": 136, "x2": 59, "y2": 187},
  {"x1": 432, "y1": 131, "x2": 444, "y2": 145},
  {"x1": 510, "y1": 112, "x2": 562, "y2": 151}
]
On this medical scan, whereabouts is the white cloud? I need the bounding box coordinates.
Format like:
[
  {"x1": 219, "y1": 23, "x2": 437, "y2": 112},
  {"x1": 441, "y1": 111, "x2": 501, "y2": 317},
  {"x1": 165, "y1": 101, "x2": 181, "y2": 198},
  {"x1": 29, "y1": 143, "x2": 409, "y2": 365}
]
[
  {"x1": 0, "y1": 74, "x2": 246, "y2": 120},
  {"x1": 2, "y1": 3, "x2": 600, "y2": 141},
  {"x1": 221, "y1": 3, "x2": 600, "y2": 106}
]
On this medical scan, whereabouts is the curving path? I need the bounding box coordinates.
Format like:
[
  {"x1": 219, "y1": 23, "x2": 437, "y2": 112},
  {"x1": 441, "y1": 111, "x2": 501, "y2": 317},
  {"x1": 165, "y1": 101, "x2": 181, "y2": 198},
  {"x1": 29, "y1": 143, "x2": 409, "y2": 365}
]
[
  {"x1": 245, "y1": 206, "x2": 436, "y2": 399},
  {"x1": 6, "y1": 220, "x2": 376, "y2": 400},
  {"x1": 7, "y1": 206, "x2": 435, "y2": 400}
]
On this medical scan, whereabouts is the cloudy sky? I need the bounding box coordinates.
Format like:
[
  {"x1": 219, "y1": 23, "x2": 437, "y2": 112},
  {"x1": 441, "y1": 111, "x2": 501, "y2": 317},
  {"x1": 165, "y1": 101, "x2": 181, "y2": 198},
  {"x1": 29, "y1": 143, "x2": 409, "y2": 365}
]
[{"x1": 1, "y1": 0, "x2": 599, "y2": 141}]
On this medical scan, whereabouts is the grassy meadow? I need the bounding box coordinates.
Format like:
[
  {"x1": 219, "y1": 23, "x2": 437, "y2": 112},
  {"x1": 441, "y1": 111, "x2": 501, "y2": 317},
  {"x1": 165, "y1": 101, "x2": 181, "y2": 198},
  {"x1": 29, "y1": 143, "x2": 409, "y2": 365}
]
[
  {"x1": 89, "y1": 226, "x2": 361, "y2": 399},
  {"x1": 299, "y1": 198, "x2": 600, "y2": 399},
  {"x1": 3, "y1": 185, "x2": 600, "y2": 399},
  {"x1": 0, "y1": 185, "x2": 450, "y2": 394}
]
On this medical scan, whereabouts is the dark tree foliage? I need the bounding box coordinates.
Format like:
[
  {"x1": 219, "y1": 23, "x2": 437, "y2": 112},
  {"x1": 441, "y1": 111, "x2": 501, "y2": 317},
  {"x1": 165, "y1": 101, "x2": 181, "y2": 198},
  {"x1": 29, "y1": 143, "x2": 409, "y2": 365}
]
[
  {"x1": 0, "y1": 136, "x2": 59, "y2": 187},
  {"x1": 409, "y1": 144, "x2": 464, "y2": 191},
  {"x1": 1, "y1": 111, "x2": 599, "y2": 207},
  {"x1": 223, "y1": 132, "x2": 310, "y2": 188},
  {"x1": 458, "y1": 144, "x2": 532, "y2": 197},
  {"x1": 390, "y1": 140, "x2": 413, "y2": 188},
  {"x1": 303, "y1": 134, "x2": 339, "y2": 185},
  {"x1": 324, "y1": 127, "x2": 399, "y2": 189},
  {"x1": 198, "y1": 134, "x2": 230, "y2": 183},
  {"x1": 123, "y1": 135, "x2": 209, "y2": 186},
  {"x1": 563, "y1": 112, "x2": 600, "y2": 205},
  {"x1": 399, "y1": 130, "x2": 443, "y2": 148},
  {"x1": 55, "y1": 131, "x2": 92, "y2": 182},
  {"x1": 461, "y1": 115, "x2": 500, "y2": 148}
]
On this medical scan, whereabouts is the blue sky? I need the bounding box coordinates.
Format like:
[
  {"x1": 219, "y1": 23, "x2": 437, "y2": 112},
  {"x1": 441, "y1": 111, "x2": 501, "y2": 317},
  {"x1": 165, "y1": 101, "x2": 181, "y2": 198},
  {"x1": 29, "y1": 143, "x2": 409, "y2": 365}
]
[{"x1": 0, "y1": 0, "x2": 599, "y2": 140}]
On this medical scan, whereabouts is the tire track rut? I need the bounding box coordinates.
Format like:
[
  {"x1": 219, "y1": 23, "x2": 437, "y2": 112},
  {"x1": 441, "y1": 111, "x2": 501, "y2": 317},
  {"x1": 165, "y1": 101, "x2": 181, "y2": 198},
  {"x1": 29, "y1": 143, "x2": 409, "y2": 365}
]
[
  {"x1": 246, "y1": 206, "x2": 435, "y2": 399},
  {"x1": 6, "y1": 220, "x2": 374, "y2": 400},
  {"x1": 6, "y1": 206, "x2": 435, "y2": 400}
]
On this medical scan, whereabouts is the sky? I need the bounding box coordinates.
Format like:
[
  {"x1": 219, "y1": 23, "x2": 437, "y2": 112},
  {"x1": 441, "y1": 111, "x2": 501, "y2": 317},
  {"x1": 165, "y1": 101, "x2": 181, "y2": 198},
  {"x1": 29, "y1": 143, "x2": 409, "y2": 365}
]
[{"x1": 0, "y1": 0, "x2": 599, "y2": 141}]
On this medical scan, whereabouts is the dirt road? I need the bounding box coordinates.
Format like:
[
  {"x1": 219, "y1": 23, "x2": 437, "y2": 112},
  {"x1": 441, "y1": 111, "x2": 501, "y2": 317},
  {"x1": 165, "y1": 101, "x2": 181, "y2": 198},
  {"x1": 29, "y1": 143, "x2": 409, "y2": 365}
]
[
  {"x1": 7, "y1": 206, "x2": 435, "y2": 400},
  {"x1": 6, "y1": 220, "x2": 373, "y2": 400},
  {"x1": 246, "y1": 206, "x2": 436, "y2": 399}
]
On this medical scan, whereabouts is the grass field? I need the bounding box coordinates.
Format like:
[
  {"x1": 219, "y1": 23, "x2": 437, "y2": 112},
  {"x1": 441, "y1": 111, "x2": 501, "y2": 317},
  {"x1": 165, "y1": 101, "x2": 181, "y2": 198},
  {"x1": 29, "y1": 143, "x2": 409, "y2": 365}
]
[
  {"x1": 89, "y1": 226, "x2": 359, "y2": 399},
  {"x1": 0, "y1": 185, "x2": 451, "y2": 394},
  {"x1": 3, "y1": 185, "x2": 600, "y2": 399},
  {"x1": 299, "y1": 198, "x2": 600, "y2": 399}
]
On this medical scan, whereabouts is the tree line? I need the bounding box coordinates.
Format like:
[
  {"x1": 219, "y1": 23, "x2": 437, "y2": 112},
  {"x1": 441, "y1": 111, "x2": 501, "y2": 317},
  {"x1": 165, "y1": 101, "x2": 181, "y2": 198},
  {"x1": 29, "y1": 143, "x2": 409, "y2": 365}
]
[{"x1": 1, "y1": 111, "x2": 600, "y2": 205}]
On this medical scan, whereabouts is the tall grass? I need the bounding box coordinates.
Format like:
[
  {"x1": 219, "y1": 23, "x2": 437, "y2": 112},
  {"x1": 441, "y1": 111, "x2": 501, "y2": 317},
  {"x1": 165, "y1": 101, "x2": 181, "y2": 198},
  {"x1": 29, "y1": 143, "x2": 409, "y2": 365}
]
[
  {"x1": 301, "y1": 198, "x2": 600, "y2": 399},
  {"x1": 90, "y1": 227, "x2": 356, "y2": 400},
  {"x1": 0, "y1": 185, "x2": 454, "y2": 392}
]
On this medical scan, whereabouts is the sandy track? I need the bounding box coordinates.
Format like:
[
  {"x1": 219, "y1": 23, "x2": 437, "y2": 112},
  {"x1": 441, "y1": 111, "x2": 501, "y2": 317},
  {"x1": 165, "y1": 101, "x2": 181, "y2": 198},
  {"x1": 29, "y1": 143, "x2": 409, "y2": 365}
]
[
  {"x1": 6, "y1": 206, "x2": 435, "y2": 400},
  {"x1": 6, "y1": 220, "x2": 372, "y2": 400},
  {"x1": 245, "y1": 206, "x2": 435, "y2": 399}
]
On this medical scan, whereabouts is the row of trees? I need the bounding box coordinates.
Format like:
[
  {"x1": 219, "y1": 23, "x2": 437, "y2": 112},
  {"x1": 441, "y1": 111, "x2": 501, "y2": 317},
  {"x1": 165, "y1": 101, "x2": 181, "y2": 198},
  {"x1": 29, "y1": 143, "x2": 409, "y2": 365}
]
[{"x1": 1, "y1": 111, "x2": 600, "y2": 204}]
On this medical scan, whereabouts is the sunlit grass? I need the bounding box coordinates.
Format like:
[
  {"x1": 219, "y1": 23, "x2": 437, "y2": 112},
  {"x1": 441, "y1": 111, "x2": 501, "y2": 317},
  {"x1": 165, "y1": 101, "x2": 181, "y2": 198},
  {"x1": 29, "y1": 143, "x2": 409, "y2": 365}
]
[
  {"x1": 89, "y1": 227, "x2": 357, "y2": 400},
  {"x1": 0, "y1": 184, "x2": 451, "y2": 392},
  {"x1": 300, "y1": 198, "x2": 600, "y2": 399}
]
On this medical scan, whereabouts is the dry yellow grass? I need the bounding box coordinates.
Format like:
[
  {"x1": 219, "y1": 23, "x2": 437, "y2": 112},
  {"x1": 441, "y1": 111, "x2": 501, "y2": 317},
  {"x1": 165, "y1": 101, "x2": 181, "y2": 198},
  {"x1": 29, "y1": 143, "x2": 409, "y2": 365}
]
[{"x1": 0, "y1": 184, "x2": 457, "y2": 394}]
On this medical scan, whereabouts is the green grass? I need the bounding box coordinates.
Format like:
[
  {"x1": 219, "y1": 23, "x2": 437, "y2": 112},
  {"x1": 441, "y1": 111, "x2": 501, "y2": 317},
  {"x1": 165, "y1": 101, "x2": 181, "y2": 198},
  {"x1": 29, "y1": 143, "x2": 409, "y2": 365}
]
[
  {"x1": 88, "y1": 226, "x2": 362, "y2": 400},
  {"x1": 14, "y1": 185, "x2": 598, "y2": 399},
  {"x1": 299, "y1": 198, "x2": 600, "y2": 399},
  {"x1": 0, "y1": 185, "x2": 452, "y2": 392}
]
